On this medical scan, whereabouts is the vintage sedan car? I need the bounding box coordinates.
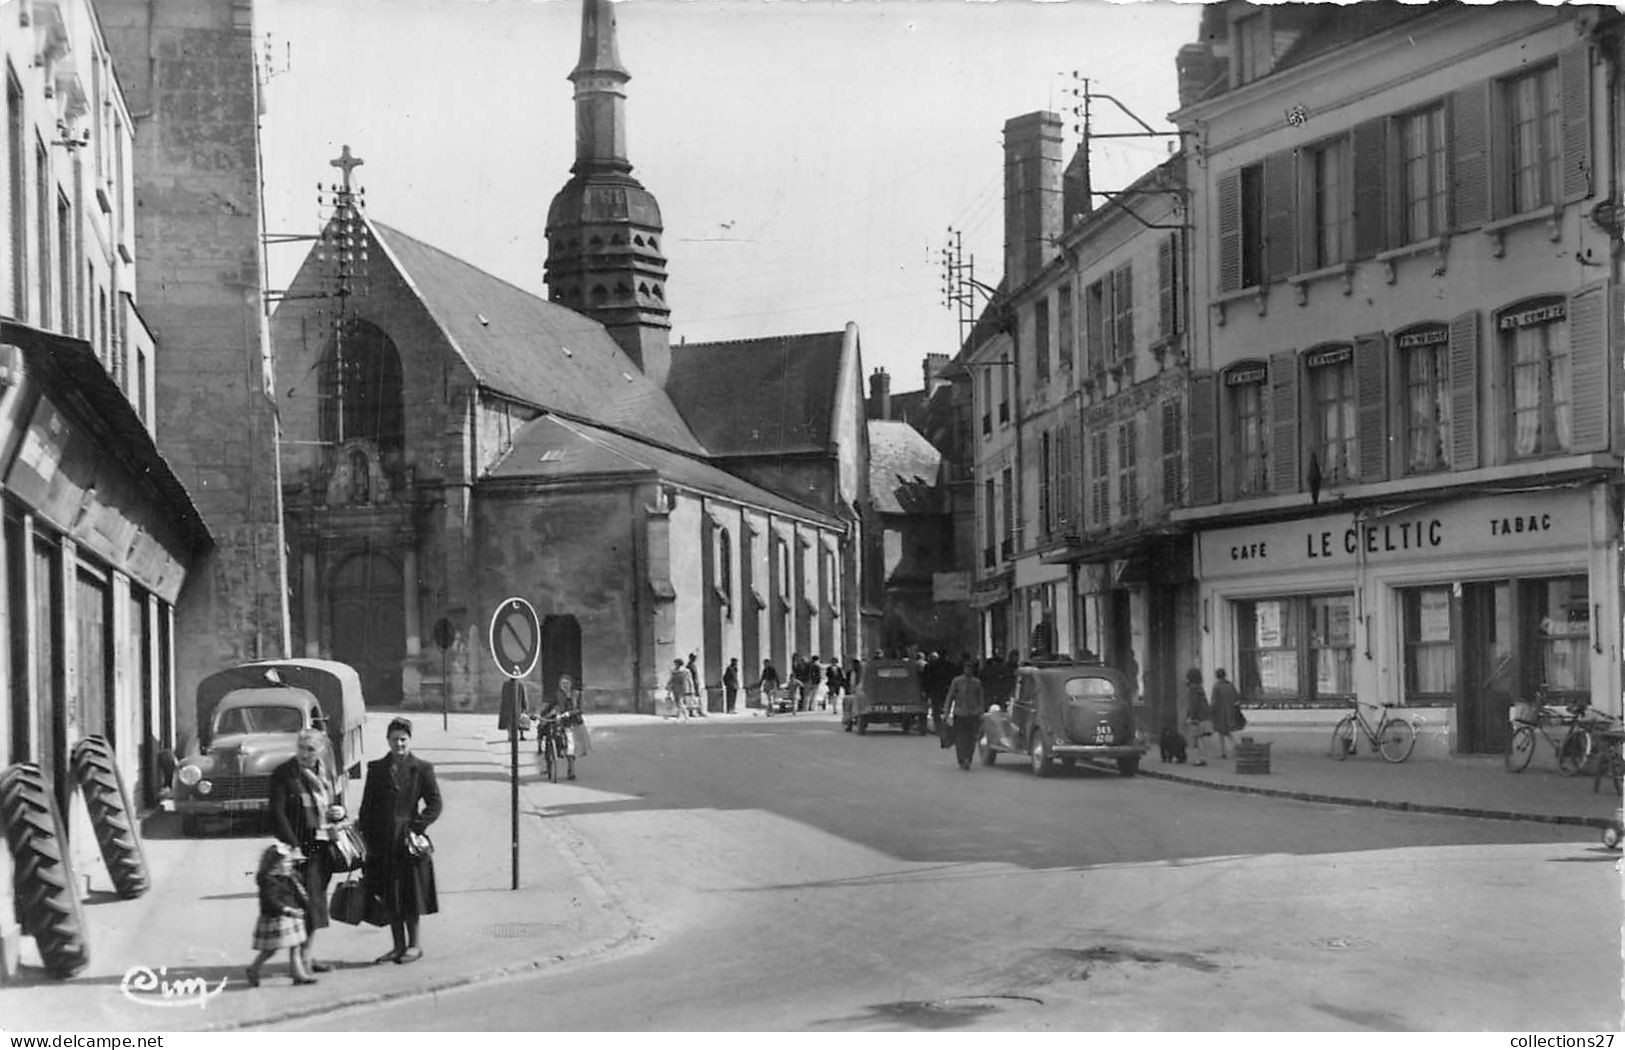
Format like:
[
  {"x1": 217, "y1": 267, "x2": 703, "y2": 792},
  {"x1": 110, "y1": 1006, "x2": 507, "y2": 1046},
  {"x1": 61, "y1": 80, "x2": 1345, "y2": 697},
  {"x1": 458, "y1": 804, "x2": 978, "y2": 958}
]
[
  {"x1": 842, "y1": 658, "x2": 930, "y2": 734},
  {"x1": 978, "y1": 660, "x2": 1146, "y2": 777}
]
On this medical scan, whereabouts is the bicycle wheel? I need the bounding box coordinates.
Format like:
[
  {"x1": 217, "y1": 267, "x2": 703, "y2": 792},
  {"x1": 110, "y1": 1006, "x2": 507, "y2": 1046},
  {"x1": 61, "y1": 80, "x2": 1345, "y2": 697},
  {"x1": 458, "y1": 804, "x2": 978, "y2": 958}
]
[
  {"x1": 1557, "y1": 727, "x2": 1592, "y2": 777},
  {"x1": 1505, "y1": 725, "x2": 1535, "y2": 773},
  {"x1": 1329, "y1": 717, "x2": 1356, "y2": 760},
  {"x1": 544, "y1": 735, "x2": 557, "y2": 783},
  {"x1": 1377, "y1": 717, "x2": 1416, "y2": 763}
]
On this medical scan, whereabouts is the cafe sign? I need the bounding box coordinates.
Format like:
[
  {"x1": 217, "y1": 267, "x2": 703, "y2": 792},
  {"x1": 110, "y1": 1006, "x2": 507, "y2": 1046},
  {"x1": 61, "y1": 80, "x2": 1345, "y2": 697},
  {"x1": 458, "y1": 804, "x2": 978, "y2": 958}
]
[{"x1": 1198, "y1": 490, "x2": 1590, "y2": 580}]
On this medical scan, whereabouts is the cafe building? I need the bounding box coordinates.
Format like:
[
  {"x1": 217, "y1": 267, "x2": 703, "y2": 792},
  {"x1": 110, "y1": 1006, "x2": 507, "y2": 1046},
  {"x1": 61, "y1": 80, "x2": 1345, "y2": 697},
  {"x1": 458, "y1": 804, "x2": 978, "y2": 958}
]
[{"x1": 1195, "y1": 486, "x2": 1618, "y2": 756}]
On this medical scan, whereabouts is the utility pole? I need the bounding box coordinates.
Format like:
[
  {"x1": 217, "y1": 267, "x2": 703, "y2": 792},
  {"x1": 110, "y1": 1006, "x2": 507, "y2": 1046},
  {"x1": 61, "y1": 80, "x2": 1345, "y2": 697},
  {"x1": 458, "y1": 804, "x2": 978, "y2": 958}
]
[{"x1": 939, "y1": 226, "x2": 999, "y2": 348}]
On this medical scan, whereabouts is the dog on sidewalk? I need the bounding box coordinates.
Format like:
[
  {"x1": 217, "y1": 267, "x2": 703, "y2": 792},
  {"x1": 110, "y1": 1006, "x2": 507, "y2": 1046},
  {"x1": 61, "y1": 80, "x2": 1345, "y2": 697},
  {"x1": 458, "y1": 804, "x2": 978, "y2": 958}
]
[{"x1": 1158, "y1": 727, "x2": 1188, "y2": 764}]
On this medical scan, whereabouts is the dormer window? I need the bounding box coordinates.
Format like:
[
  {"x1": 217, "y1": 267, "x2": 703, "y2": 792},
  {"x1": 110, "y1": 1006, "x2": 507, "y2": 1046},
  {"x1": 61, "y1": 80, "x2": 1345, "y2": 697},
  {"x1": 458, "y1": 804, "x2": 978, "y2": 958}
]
[{"x1": 1233, "y1": 11, "x2": 1273, "y2": 86}]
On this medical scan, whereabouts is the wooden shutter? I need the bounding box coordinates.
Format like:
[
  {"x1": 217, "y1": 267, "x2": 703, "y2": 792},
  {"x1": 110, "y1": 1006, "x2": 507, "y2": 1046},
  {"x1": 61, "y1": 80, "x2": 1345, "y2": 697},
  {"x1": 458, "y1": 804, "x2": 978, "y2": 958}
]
[
  {"x1": 1269, "y1": 350, "x2": 1300, "y2": 492},
  {"x1": 1560, "y1": 45, "x2": 1592, "y2": 203},
  {"x1": 1217, "y1": 170, "x2": 1242, "y2": 293},
  {"x1": 1567, "y1": 284, "x2": 1609, "y2": 453},
  {"x1": 1352, "y1": 119, "x2": 1387, "y2": 258},
  {"x1": 1264, "y1": 150, "x2": 1297, "y2": 282},
  {"x1": 1187, "y1": 373, "x2": 1219, "y2": 506},
  {"x1": 1451, "y1": 84, "x2": 1488, "y2": 229},
  {"x1": 1354, "y1": 332, "x2": 1389, "y2": 482},
  {"x1": 1157, "y1": 235, "x2": 1175, "y2": 339},
  {"x1": 1116, "y1": 262, "x2": 1134, "y2": 359},
  {"x1": 1161, "y1": 397, "x2": 1184, "y2": 509},
  {"x1": 1448, "y1": 310, "x2": 1480, "y2": 470}
]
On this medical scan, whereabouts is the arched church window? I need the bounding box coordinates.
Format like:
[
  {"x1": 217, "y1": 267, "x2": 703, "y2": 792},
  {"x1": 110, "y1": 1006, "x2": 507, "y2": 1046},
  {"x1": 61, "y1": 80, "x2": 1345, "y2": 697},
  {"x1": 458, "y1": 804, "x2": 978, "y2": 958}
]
[{"x1": 319, "y1": 319, "x2": 405, "y2": 455}]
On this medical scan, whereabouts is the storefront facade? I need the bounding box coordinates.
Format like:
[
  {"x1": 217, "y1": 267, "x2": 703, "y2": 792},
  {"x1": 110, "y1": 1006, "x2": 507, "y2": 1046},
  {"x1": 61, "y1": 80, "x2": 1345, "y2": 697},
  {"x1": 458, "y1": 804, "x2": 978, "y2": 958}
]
[{"x1": 1195, "y1": 486, "x2": 1619, "y2": 755}]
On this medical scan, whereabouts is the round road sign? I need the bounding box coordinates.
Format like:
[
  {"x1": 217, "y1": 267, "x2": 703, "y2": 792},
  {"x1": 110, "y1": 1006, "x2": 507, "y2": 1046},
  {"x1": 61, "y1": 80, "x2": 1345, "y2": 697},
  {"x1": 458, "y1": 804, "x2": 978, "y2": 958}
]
[{"x1": 488, "y1": 597, "x2": 541, "y2": 679}]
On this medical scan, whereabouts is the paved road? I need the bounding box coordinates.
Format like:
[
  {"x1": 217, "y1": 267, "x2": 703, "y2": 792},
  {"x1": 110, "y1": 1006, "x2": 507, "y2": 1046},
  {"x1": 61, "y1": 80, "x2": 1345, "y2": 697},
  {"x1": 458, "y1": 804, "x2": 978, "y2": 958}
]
[{"x1": 281, "y1": 717, "x2": 1622, "y2": 1031}]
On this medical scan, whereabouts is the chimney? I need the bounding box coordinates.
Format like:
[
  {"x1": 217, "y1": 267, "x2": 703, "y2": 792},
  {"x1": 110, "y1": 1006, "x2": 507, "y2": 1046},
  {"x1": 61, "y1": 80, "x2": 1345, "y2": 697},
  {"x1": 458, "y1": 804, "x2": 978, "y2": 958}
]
[
  {"x1": 1003, "y1": 112, "x2": 1064, "y2": 291},
  {"x1": 1062, "y1": 147, "x2": 1093, "y2": 231},
  {"x1": 869, "y1": 368, "x2": 891, "y2": 420},
  {"x1": 1176, "y1": 42, "x2": 1223, "y2": 110},
  {"x1": 922, "y1": 353, "x2": 950, "y2": 393}
]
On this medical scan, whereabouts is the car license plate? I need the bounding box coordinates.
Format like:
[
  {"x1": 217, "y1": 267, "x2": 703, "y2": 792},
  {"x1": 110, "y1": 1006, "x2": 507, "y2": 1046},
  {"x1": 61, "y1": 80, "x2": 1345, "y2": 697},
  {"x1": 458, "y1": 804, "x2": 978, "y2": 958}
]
[
  {"x1": 1093, "y1": 726, "x2": 1113, "y2": 744},
  {"x1": 221, "y1": 799, "x2": 265, "y2": 812}
]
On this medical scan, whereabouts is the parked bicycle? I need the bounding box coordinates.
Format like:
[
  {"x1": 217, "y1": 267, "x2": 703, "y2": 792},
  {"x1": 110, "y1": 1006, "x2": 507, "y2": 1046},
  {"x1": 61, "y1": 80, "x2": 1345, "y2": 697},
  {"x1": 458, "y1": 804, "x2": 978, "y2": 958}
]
[
  {"x1": 1504, "y1": 690, "x2": 1605, "y2": 776},
  {"x1": 1590, "y1": 729, "x2": 1624, "y2": 797},
  {"x1": 1329, "y1": 698, "x2": 1418, "y2": 764}
]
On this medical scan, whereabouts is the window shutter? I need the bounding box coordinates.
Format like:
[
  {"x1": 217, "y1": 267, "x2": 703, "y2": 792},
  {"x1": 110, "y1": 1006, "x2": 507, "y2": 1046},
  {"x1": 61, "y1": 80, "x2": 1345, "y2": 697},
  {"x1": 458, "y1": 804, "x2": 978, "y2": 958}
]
[
  {"x1": 1161, "y1": 397, "x2": 1183, "y2": 509},
  {"x1": 1157, "y1": 235, "x2": 1175, "y2": 339},
  {"x1": 1269, "y1": 350, "x2": 1300, "y2": 492},
  {"x1": 1264, "y1": 150, "x2": 1297, "y2": 282},
  {"x1": 1448, "y1": 310, "x2": 1480, "y2": 470},
  {"x1": 1117, "y1": 262, "x2": 1134, "y2": 359},
  {"x1": 1451, "y1": 84, "x2": 1488, "y2": 229},
  {"x1": 1352, "y1": 119, "x2": 1387, "y2": 258},
  {"x1": 1354, "y1": 331, "x2": 1389, "y2": 482},
  {"x1": 1567, "y1": 283, "x2": 1609, "y2": 453},
  {"x1": 1187, "y1": 373, "x2": 1219, "y2": 506},
  {"x1": 1217, "y1": 170, "x2": 1242, "y2": 293},
  {"x1": 1560, "y1": 45, "x2": 1592, "y2": 203}
]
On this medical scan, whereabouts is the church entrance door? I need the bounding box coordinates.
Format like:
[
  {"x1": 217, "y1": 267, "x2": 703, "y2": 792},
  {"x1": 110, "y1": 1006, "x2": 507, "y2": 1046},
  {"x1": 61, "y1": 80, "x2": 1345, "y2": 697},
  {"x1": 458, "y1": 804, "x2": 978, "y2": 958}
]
[{"x1": 330, "y1": 552, "x2": 405, "y2": 706}]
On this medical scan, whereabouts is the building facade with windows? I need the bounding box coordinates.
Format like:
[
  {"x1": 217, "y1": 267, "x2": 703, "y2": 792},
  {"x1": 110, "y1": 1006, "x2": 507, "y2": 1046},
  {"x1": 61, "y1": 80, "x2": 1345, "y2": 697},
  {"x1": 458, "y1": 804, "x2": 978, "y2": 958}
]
[
  {"x1": 0, "y1": 0, "x2": 210, "y2": 981},
  {"x1": 1171, "y1": 2, "x2": 1621, "y2": 754}
]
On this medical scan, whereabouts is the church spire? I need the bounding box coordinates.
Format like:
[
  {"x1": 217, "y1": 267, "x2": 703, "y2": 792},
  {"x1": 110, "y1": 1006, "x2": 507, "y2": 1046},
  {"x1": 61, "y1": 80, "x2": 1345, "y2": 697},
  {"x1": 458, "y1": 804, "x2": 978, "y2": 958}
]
[{"x1": 545, "y1": 0, "x2": 672, "y2": 386}]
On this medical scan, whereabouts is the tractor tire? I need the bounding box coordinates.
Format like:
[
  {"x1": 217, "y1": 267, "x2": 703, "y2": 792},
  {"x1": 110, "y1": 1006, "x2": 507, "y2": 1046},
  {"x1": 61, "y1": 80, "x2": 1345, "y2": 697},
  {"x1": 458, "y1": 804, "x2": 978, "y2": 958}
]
[
  {"x1": 0, "y1": 764, "x2": 91, "y2": 978},
  {"x1": 70, "y1": 736, "x2": 151, "y2": 899}
]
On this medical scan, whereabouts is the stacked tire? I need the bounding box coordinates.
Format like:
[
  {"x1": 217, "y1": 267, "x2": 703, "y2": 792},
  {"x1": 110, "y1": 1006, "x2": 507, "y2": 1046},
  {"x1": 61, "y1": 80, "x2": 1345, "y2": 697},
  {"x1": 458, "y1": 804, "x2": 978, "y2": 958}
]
[
  {"x1": 70, "y1": 737, "x2": 150, "y2": 900},
  {"x1": 0, "y1": 764, "x2": 91, "y2": 978}
]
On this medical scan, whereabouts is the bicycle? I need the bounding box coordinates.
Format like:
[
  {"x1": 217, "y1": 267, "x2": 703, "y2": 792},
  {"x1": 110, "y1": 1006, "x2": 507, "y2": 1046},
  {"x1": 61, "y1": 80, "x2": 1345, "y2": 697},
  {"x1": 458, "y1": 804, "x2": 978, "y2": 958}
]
[
  {"x1": 535, "y1": 714, "x2": 569, "y2": 783},
  {"x1": 1329, "y1": 698, "x2": 1419, "y2": 763},
  {"x1": 1504, "y1": 692, "x2": 1601, "y2": 776},
  {"x1": 1590, "y1": 728, "x2": 1624, "y2": 796}
]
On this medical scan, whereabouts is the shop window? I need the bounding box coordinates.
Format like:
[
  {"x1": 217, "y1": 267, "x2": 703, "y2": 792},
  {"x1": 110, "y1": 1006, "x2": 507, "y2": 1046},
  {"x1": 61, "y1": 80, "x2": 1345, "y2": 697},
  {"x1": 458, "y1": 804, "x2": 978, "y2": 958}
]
[
  {"x1": 1531, "y1": 576, "x2": 1590, "y2": 704},
  {"x1": 1235, "y1": 594, "x2": 1355, "y2": 706},
  {"x1": 1306, "y1": 345, "x2": 1357, "y2": 484},
  {"x1": 1225, "y1": 363, "x2": 1269, "y2": 497},
  {"x1": 1499, "y1": 299, "x2": 1570, "y2": 459},
  {"x1": 1401, "y1": 586, "x2": 1456, "y2": 702},
  {"x1": 1399, "y1": 325, "x2": 1451, "y2": 474}
]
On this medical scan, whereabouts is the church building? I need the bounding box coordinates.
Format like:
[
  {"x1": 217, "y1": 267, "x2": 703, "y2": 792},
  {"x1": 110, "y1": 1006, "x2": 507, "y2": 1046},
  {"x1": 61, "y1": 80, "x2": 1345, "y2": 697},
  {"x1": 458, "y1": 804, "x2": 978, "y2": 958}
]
[{"x1": 269, "y1": 0, "x2": 869, "y2": 714}]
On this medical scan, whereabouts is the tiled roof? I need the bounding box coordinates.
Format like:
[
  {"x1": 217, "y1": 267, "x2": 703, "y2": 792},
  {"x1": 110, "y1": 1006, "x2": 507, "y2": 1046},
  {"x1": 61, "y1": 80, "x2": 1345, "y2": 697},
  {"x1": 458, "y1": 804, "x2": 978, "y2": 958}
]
[
  {"x1": 369, "y1": 221, "x2": 704, "y2": 455},
  {"x1": 666, "y1": 332, "x2": 845, "y2": 456},
  {"x1": 867, "y1": 420, "x2": 943, "y2": 515},
  {"x1": 487, "y1": 414, "x2": 841, "y2": 527}
]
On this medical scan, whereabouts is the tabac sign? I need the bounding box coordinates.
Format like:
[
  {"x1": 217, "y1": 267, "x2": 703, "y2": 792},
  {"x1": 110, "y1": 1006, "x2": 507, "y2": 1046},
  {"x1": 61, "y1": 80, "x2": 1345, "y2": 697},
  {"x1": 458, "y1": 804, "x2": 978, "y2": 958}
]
[{"x1": 1198, "y1": 490, "x2": 1590, "y2": 580}]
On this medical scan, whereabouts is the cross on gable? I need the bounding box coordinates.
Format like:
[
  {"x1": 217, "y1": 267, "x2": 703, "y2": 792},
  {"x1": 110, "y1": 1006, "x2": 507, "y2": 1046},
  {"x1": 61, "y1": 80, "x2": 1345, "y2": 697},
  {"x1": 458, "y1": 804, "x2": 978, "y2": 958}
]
[{"x1": 330, "y1": 145, "x2": 364, "y2": 191}]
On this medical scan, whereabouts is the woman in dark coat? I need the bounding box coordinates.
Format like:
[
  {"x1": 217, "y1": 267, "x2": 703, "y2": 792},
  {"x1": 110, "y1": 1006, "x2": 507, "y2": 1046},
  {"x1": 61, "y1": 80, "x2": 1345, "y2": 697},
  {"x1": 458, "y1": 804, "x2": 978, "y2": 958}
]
[
  {"x1": 1209, "y1": 667, "x2": 1245, "y2": 758},
  {"x1": 268, "y1": 728, "x2": 343, "y2": 973},
  {"x1": 359, "y1": 716, "x2": 442, "y2": 964}
]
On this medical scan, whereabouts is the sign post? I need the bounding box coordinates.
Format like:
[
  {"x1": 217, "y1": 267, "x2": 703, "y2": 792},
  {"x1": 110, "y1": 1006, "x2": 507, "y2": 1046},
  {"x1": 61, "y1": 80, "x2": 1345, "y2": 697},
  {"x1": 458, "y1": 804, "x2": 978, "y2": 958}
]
[{"x1": 488, "y1": 597, "x2": 541, "y2": 891}]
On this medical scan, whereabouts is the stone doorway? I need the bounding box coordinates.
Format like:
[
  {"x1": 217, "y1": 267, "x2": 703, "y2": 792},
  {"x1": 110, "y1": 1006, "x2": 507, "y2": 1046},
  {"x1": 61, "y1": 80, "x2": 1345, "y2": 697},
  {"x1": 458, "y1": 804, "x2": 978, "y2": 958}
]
[{"x1": 330, "y1": 552, "x2": 404, "y2": 707}]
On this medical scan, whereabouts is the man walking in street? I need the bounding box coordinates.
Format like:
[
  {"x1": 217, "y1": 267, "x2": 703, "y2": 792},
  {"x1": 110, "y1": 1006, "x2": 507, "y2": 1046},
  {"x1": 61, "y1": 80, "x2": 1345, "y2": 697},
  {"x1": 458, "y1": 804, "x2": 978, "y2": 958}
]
[
  {"x1": 723, "y1": 658, "x2": 740, "y2": 714},
  {"x1": 943, "y1": 660, "x2": 987, "y2": 771}
]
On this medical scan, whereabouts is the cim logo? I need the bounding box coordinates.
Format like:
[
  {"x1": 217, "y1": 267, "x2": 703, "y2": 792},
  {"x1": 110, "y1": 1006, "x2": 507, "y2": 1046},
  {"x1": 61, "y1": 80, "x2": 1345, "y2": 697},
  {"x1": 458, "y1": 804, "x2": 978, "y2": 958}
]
[{"x1": 119, "y1": 966, "x2": 228, "y2": 1009}]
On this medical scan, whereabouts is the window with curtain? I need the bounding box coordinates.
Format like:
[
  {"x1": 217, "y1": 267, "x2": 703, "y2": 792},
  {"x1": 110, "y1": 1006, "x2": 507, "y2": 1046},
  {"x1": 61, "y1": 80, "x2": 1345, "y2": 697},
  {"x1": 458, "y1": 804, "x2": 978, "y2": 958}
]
[
  {"x1": 1402, "y1": 586, "x2": 1455, "y2": 701},
  {"x1": 1398, "y1": 105, "x2": 1447, "y2": 243},
  {"x1": 1533, "y1": 576, "x2": 1590, "y2": 700},
  {"x1": 1235, "y1": 594, "x2": 1355, "y2": 705},
  {"x1": 1227, "y1": 367, "x2": 1269, "y2": 496},
  {"x1": 1309, "y1": 138, "x2": 1351, "y2": 267},
  {"x1": 1500, "y1": 300, "x2": 1570, "y2": 459},
  {"x1": 1505, "y1": 65, "x2": 1560, "y2": 214},
  {"x1": 1307, "y1": 346, "x2": 1357, "y2": 483},
  {"x1": 1399, "y1": 325, "x2": 1451, "y2": 474}
]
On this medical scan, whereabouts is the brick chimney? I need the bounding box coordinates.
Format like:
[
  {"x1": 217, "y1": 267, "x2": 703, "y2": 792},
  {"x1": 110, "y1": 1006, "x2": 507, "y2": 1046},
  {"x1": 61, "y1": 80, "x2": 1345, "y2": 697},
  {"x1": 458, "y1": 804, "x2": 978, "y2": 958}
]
[
  {"x1": 869, "y1": 367, "x2": 891, "y2": 420},
  {"x1": 1003, "y1": 112, "x2": 1064, "y2": 292},
  {"x1": 1176, "y1": 42, "x2": 1223, "y2": 109},
  {"x1": 922, "y1": 353, "x2": 950, "y2": 393}
]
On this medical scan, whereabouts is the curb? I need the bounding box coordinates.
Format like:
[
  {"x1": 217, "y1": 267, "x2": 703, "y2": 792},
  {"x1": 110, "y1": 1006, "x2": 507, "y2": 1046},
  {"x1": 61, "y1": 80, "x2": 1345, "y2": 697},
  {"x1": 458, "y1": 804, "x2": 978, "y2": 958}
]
[{"x1": 1137, "y1": 766, "x2": 1616, "y2": 830}]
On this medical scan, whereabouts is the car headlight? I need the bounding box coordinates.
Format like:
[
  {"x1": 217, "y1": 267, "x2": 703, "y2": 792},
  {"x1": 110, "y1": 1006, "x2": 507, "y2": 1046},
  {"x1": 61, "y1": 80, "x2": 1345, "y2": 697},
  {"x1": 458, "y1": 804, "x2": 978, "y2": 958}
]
[
  {"x1": 196, "y1": 780, "x2": 213, "y2": 795},
  {"x1": 177, "y1": 765, "x2": 202, "y2": 786}
]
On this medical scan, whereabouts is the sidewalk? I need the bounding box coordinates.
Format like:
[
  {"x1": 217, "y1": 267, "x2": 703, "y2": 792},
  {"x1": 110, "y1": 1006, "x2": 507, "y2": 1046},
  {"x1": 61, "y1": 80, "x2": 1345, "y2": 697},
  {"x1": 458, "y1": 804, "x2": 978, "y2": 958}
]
[
  {"x1": 1, "y1": 712, "x2": 637, "y2": 1032},
  {"x1": 1137, "y1": 733, "x2": 1624, "y2": 830}
]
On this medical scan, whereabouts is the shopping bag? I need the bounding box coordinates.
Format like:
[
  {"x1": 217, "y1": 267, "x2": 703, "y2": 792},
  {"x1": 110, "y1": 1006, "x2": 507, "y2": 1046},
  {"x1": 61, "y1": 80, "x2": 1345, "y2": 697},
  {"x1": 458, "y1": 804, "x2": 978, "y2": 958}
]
[
  {"x1": 329, "y1": 876, "x2": 367, "y2": 925},
  {"x1": 324, "y1": 821, "x2": 368, "y2": 873}
]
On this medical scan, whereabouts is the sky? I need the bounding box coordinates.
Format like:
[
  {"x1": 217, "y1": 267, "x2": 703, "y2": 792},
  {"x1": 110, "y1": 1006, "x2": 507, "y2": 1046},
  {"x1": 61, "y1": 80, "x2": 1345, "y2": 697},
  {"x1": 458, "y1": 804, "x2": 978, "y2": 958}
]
[{"x1": 257, "y1": 0, "x2": 1203, "y2": 396}]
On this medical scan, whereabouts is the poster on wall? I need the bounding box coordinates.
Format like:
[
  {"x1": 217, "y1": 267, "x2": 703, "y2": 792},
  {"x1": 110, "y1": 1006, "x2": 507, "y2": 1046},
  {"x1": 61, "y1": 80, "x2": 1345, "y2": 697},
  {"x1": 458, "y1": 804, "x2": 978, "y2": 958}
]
[
  {"x1": 1257, "y1": 650, "x2": 1297, "y2": 695},
  {"x1": 1256, "y1": 602, "x2": 1283, "y2": 648},
  {"x1": 1420, "y1": 590, "x2": 1452, "y2": 642},
  {"x1": 1327, "y1": 599, "x2": 1353, "y2": 647}
]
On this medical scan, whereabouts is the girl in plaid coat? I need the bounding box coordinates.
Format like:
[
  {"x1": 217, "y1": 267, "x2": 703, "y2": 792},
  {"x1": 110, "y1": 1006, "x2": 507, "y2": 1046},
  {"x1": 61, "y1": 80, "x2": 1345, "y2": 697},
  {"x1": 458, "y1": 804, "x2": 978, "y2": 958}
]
[{"x1": 246, "y1": 843, "x2": 316, "y2": 987}]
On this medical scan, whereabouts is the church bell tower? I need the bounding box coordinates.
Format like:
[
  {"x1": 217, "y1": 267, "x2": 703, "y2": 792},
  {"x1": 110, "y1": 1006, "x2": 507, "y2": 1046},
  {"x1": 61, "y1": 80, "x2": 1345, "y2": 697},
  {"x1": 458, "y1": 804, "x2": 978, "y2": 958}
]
[{"x1": 544, "y1": 0, "x2": 672, "y2": 387}]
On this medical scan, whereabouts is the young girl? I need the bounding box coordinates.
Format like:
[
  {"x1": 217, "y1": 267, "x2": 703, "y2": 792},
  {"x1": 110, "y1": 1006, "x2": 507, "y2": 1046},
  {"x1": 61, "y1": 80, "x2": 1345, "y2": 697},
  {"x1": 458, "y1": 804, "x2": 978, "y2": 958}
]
[{"x1": 247, "y1": 842, "x2": 316, "y2": 987}]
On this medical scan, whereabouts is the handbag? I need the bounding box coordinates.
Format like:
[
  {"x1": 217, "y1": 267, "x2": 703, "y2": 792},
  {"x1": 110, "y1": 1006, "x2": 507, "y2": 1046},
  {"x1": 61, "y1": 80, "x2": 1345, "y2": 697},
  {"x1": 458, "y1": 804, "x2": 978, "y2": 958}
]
[
  {"x1": 329, "y1": 875, "x2": 367, "y2": 925},
  {"x1": 405, "y1": 829, "x2": 434, "y2": 859},
  {"x1": 324, "y1": 821, "x2": 368, "y2": 873},
  {"x1": 1234, "y1": 708, "x2": 1248, "y2": 730},
  {"x1": 938, "y1": 708, "x2": 955, "y2": 749}
]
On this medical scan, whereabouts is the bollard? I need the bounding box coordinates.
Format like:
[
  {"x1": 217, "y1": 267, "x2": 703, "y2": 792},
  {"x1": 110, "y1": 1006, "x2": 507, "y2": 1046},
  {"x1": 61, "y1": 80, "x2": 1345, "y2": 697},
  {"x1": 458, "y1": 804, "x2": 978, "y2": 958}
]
[{"x1": 1234, "y1": 736, "x2": 1271, "y2": 774}]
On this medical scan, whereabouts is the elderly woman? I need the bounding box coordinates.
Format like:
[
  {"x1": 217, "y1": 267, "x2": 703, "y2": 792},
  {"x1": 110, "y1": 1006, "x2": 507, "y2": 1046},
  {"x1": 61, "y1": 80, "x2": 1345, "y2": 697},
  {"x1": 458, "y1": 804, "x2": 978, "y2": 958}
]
[
  {"x1": 359, "y1": 717, "x2": 442, "y2": 964},
  {"x1": 268, "y1": 728, "x2": 345, "y2": 974}
]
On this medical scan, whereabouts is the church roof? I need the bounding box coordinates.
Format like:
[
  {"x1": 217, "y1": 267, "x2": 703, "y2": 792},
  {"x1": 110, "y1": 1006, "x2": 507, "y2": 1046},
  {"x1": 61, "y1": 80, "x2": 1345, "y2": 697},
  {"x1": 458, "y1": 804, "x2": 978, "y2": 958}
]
[
  {"x1": 487, "y1": 414, "x2": 840, "y2": 527},
  {"x1": 867, "y1": 420, "x2": 943, "y2": 515},
  {"x1": 368, "y1": 221, "x2": 704, "y2": 455},
  {"x1": 666, "y1": 331, "x2": 847, "y2": 456}
]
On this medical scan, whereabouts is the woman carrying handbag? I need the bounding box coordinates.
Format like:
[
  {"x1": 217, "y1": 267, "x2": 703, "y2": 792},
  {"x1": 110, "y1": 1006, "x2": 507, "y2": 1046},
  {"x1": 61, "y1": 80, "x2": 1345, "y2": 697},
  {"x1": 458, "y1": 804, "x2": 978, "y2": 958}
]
[
  {"x1": 269, "y1": 729, "x2": 347, "y2": 974},
  {"x1": 359, "y1": 716, "x2": 442, "y2": 964}
]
